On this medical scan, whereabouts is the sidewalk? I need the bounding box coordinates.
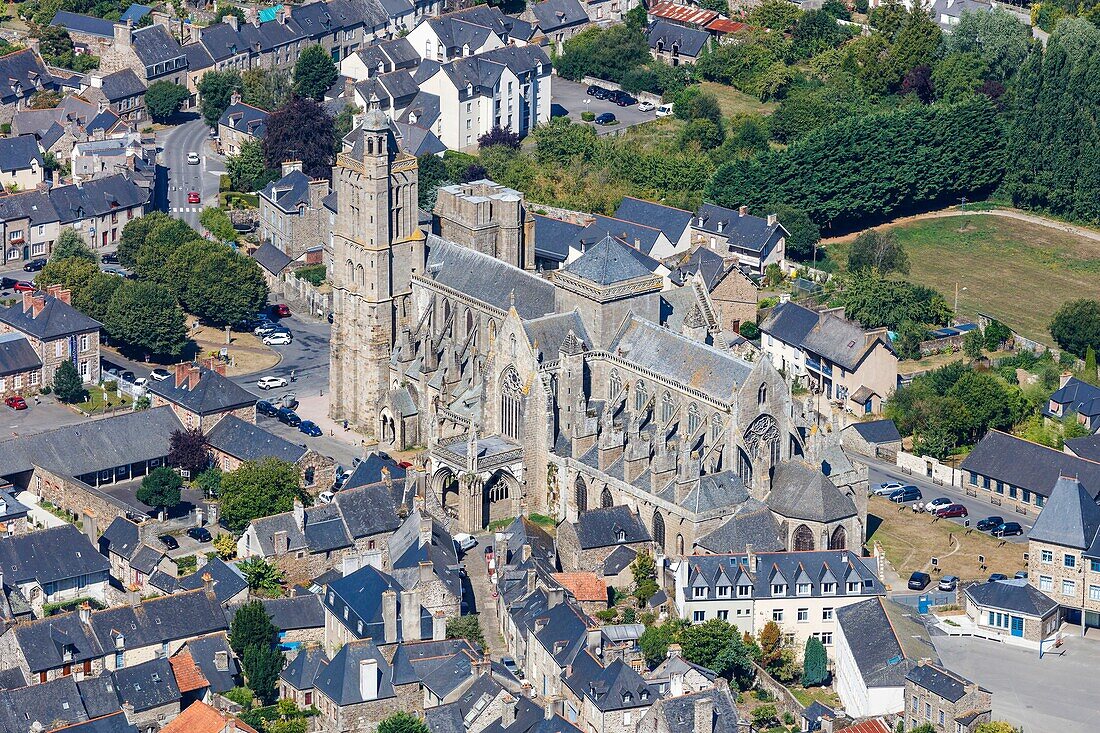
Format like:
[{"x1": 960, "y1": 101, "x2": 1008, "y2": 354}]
[{"x1": 294, "y1": 392, "x2": 365, "y2": 450}]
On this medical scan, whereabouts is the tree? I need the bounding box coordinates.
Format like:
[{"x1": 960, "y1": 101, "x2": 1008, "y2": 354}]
[
  {"x1": 946, "y1": 9, "x2": 1031, "y2": 81},
  {"x1": 219, "y1": 458, "x2": 304, "y2": 532},
  {"x1": 167, "y1": 239, "x2": 268, "y2": 327},
  {"x1": 239, "y1": 557, "x2": 286, "y2": 595},
  {"x1": 478, "y1": 126, "x2": 521, "y2": 150},
  {"x1": 227, "y1": 139, "x2": 278, "y2": 192},
  {"x1": 200, "y1": 207, "x2": 238, "y2": 244},
  {"x1": 802, "y1": 636, "x2": 828, "y2": 686},
  {"x1": 554, "y1": 24, "x2": 651, "y2": 84},
  {"x1": 757, "y1": 620, "x2": 784, "y2": 670},
  {"x1": 199, "y1": 70, "x2": 243, "y2": 127},
  {"x1": 446, "y1": 614, "x2": 485, "y2": 648},
  {"x1": 118, "y1": 213, "x2": 168, "y2": 269},
  {"x1": 243, "y1": 643, "x2": 284, "y2": 705},
  {"x1": 639, "y1": 623, "x2": 674, "y2": 667},
  {"x1": 214, "y1": 5, "x2": 246, "y2": 24},
  {"x1": 713, "y1": 635, "x2": 756, "y2": 689},
  {"x1": 127, "y1": 216, "x2": 203, "y2": 285},
  {"x1": 630, "y1": 549, "x2": 658, "y2": 605},
  {"x1": 263, "y1": 97, "x2": 335, "y2": 179},
  {"x1": 847, "y1": 229, "x2": 909, "y2": 274},
  {"x1": 104, "y1": 281, "x2": 188, "y2": 358},
  {"x1": 169, "y1": 427, "x2": 209, "y2": 476},
  {"x1": 417, "y1": 153, "x2": 448, "y2": 210},
  {"x1": 792, "y1": 10, "x2": 848, "y2": 59},
  {"x1": 673, "y1": 86, "x2": 722, "y2": 127},
  {"x1": 241, "y1": 68, "x2": 292, "y2": 112},
  {"x1": 35, "y1": 257, "x2": 98, "y2": 294},
  {"x1": 839, "y1": 274, "x2": 951, "y2": 331},
  {"x1": 985, "y1": 319, "x2": 1012, "y2": 350},
  {"x1": 768, "y1": 204, "x2": 819, "y2": 262},
  {"x1": 963, "y1": 329, "x2": 985, "y2": 360},
  {"x1": 195, "y1": 467, "x2": 223, "y2": 498},
  {"x1": 680, "y1": 118, "x2": 724, "y2": 151},
  {"x1": 230, "y1": 600, "x2": 277, "y2": 655},
  {"x1": 680, "y1": 619, "x2": 736, "y2": 666},
  {"x1": 293, "y1": 45, "x2": 338, "y2": 100},
  {"x1": 334, "y1": 103, "x2": 359, "y2": 145},
  {"x1": 1083, "y1": 345, "x2": 1098, "y2": 386},
  {"x1": 933, "y1": 52, "x2": 989, "y2": 103},
  {"x1": 378, "y1": 712, "x2": 430, "y2": 733},
  {"x1": 137, "y1": 467, "x2": 183, "y2": 512},
  {"x1": 750, "y1": 704, "x2": 778, "y2": 729},
  {"x1": 213, "y1": 532, "x2": 236, "y2": 560},
  {"x1": 974, "y1": 722, "x2": 1022, "y2": 733},
  {"x1": 145, "y1": 81, "x2": 190, "y2": 122},
  {"x1": 902, "y1": 64, "x2": 935, "y2": 103},
  {"x1": 52, "y1": 228, "x2": 95, "y2": 262},
  {"x1": 74, "y1": 272, "x2": 124, "y2": 324},
  {"x1": 1050, "y1": 299, "x2": 1100, "y2": 358},
  {"x1": 52, "y1": 360, "x2": 86, "y2": 403}
]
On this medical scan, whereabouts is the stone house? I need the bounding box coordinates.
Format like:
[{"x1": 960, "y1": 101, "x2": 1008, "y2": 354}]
[
  {"x1": 205, "y1": 414, "x2": 337, "y2": 491},
  {"x1": 840, "y1": 419, "x2": 902, "y2": 460},
  {"x1": 114, "y1": 656, "x2": 183, "y2": 732},
  {"x1": 81, "y1": 69, "x2": 148, "y2": 122},
  {"x1": 50, "y1": 10, "x2": 117, "y2": 56},
  {"x1": 963, "y1": 579, "x2": 1059, "y2": 646},
  {"x1": 642, "y1": 645, "x2": 717, "y2": 697},
  {"x1": 556, "y1": 505, "x2": 653, "y2": 574},
  {"x1": 424, "y1": 672, "x2": 517, "y2": 733},
  {"x1": 647, "y1": 20, "x2": 711, "y2": 66},
  {"x1": 665, "y1": 246, "x2": 759, "y2": 334},
  {"x1": 259, "y1": 161, "x2": 330, "y2": 260},
  {"x1": 527, "y1": 0, "x2": 590, "y2": 50},
  {"x1": 0, "y1": 523, "x2": 110, "y2": 616},
  {"x1": 99, "y1": 516, "x2": 176, "y2": 594},
  {"x1": 0, "y1": 332, "x2": 43, "y2": 399},
  {"x1": 146, "y1": 359, "x2": 258, "y2": 431},
  {"x1": 385, "y1": 510, "x2": 464, "y2": 619},
  {"x1": 0, "y1": 134, "x2": 44, "y2": 191},
  {"x1": 100, "y1": 21, "x2": 188, "y2": 88},
  {"x1": 322, "y1": 563, "x2": 446, "y2": 652},
  {"x1": 562, "y1": 652, "x2": 657, "y2": 733},
  {"x1": 552, "y1": 572, "x2": 608, "y2": 615},
  {"x1": 311, "y1": 639, "x2": 406, "y2": 732},
  {"x1": 903, "y1": 661, "x2": 992, "y2": 733},
  {"x1": 0, "y1": 487, "x2": 30, "y2": 536},
  {"x1": 522, "y1": 596, "x2": 593, "y2": 699},
  {"x1": 635, "y1": 686, "x2": 745, "y2": 733},
  {"x1": 690, "y1": 203, "x2": 787, "y2": 277},
  {"x1": 0, "y1": 49, "x2": 60, "y2": 125},
  {"x1": 159, "y1": 700, "x2": 256, "y2": 733},
  {"x1": 177, "y1": 632, "x2": 241, "y2": 698},
  {"x1": 230, "y1": 595, "x2": 325, "y2": 645},
  {"x1": 1044, "y1": 374, "x2": 1100, "y2": 434},
  {"x1": 280, "y1": 644, "x2": 327, "y2": 707},
  {"x1": 217, "y1": 99, "x2": 269, "y2": 157},
  {"x1": 0, "y1": 286, "x2": 101, "y2": 387}
]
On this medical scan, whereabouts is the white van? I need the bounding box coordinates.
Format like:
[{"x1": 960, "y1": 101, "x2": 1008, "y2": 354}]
[{"x1": 655, "y1": 104, "x2": 674, "y2": 118}]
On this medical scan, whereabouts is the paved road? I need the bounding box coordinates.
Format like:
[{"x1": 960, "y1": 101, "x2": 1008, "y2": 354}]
[
  {"x1": 934, "y1": 634, "x2": 1100, "y2": 733},
  {"x1": 158, "y1": 117, "x2": 223, "y2": 229},
  {"x1": 463, "y1": 531, "x2": 506, "y2": 657},
  {"x1": 552, "y1": 78, "x2": 658, "y2": 135}
]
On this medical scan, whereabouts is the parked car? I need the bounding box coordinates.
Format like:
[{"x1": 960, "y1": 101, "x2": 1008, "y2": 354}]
[
  {"x1": 991, "y1": 521, "x2": 1024, "y2": 537},
  {"x1": 873, "y1": 481, "x2": 904, "y2": 496},
  {"x1": 264, "y1": 332, "x2": 293, "y2": 346},
  {"x1": 13, "y1": 281, "x2": 34, "y2": 292},
  {"x1": 613, "y1": 92, "x2": 636, "y2": 107},
  {"x1": 4, "y1": 395, "x2": 27, "y2": 410},
  {"x1": 976, "y1": 516, "x2": 1004, "y2": 532},
  {"x1": 277, "y1": 407, "x2": 301, "y2": 426},
  {"x1": 937, "y1": 575, "x2": 959, "y2": 592},
  {"x1": 133, "y1": 377, "x2": 147, "y2": 388},
  {"x1": 187, "y1": 152, "x2": 200, "y2": 165},
  {"x1": 398, "y1": 460, "x2": 413, "y2": 469},
  {"x1": 257, "y1": 375, "x2": 288, "y2": 390},
  {"x1": 102, "y1": 252, "x2": 119, "y2": 264},
  {"x1": 655, "y1": 103, "x2": 674, "y2": 117},
  {"x1": 453, "y1": 533, "x2": 477, "y2": 552},
  {"x1": 187, "y1": 527, "x2": 212, "y2": 543},
  {"x1": 255, "y1": 322, "x2": 282, "y2": 336},
  {"x1": 923, "y1": 497, "x2": 953, "y2": 513},
  {"x1": 501, "y1": 656, "x2": 522, "y2": 678},
  {"x1": 271, "y1": 303, "x2": 291, "y2": 317},
  {"x1": 187, "y1": 191, "x2": 200, "y2": 204},
  {"x1": 121, "y1": 371, "x2": 136, "y2": 383},
  {"x1": 988, "y1": 573, "x2": 1008, "y2": 582},
  {"x1": 22, "y1": 258, "x2": 46, "y2": 272},
  {"x1": 257, "y1": 400, "x2": 279, "y2": 417},
  {"x1": 638, "y1": 101, "x2": 655, "y2": 112},
  {"x1": 158, "y1": 534, "x2": 179, "y2": 550},
  {"x1": 907, "y1": 571, "x2": 931, "y2": 590},
  {"x1": 595, "y1": 112, "x2": 617, "y2": 125},
  {"x1": 1014, "y1": 570, "x2": 1028, "y2": 579},
  {"x1": 889, "y1": 486, "x2": 922, "y2": 503},
  {"x1": 299, "y1": 420, "x2": 323, "y2": 437},
  {"x1": 586, "y1": 84, "x2": 606, "y2": 96},
  {"x1": 150, "y1": 368, "x2": 171, "y2": 381},
  {"x1": 933, "y1": 503, "x2": 968, "y2": 519}
]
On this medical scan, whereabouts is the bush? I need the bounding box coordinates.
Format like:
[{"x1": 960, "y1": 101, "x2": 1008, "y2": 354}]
[
  {"x1": 295, "y1": 264, "x2": 326, "y2": 287},
  {"x1": 581, "y1": 111, "x2": 595, "y2": 122},
  {"x1": 225, "y1": 686, "x2": 255, "y2": 709},
  {"x1": 446, "y1": 614, "x2": 485, "y2": 649},
  {"x1": 740, "y1": 321, "x2": 760, "y2": 340}
]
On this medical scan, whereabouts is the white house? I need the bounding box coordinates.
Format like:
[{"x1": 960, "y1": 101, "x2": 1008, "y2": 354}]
[{"x1": 0, "y1": 524, "x2": 110, "y2": 615}]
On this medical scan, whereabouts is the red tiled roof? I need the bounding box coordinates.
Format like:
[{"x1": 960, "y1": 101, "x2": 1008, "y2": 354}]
[
  {"x1": 553, "y1": 572, "x2": 608, "y2": 602},
  {"x1": 840, "y1": 720, "x2": 891, "y2": 733},
  {"x1": 160, "y1": 701, "x2": 259, "y2": 733},
  {"x1": 705, "y1": 18, "x2": 748, "y2": 33},
  {"x1": 649, "y1": 2, "x2": 719, "y2": 26},
  {"x1": 169, "y1": 651, "x2": 210, "y2": 693}
]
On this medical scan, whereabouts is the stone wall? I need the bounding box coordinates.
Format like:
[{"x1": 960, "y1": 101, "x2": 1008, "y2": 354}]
[
  {"x1": 896, "y1": 451, "x2": 962, "y2": 488},
  {"x1": 33, "y1": 466, "x2": 142, "y2": 527},
  {"x1": 751, "y1": 660, "x2": 804, "y2": 719},
  {"x1": 903, "y1": 667, "x2": 991, "y2": 733}
]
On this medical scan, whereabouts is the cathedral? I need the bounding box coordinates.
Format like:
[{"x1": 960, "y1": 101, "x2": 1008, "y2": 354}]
[{"x1": 329, "y1": 109, "x2": 869, "y2": 557}]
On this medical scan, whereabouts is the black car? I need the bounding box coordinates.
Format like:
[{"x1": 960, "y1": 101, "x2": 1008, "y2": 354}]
[
  {"x1": 595, "y1": 112, "x2": 617, "y2": 125},
  {"x1": 586, "y1": 84, "x2": 605, "y2": 96},
  {"x1": 157, "y1": 534, "x2": 179, "y2": 550},
  {"x1": 102, "y1": 252, "x2": 120, "y2": 264},
  {"x1": 0, "y1": 277, "x2": 16, "y2": 289},
  {"x1": 257, "y1": 400, "x2": 279, "y2": 417},
  {"x1": 991, "y1": 521, "x2": 1024, "y2": 537},
  {"x1": 907, "y1": 571, "x2": 931, "y2": 590},
  {"x1": 121, "y1": 371, "x2": 136, "y2": 383},
  {"x1": 187, "y1": 527, "x2": 212, "y2": 543},
  {"x1": 277, "y1": 407, "x2": 302, "y2": 426},
  {"x1": 612, "y1": 91, "x2": 637, "y2": 106},
  {"x1": 889, "y1": 486, "x2": 922, "y2": 503},
  {"x1": 22, "y1": 258, "x2": 46, "y2": 272},
  {"x1": 589, "y1": 86, "x2": 610, "y2": 99},
  {"x1": 988, "y1": 573, "x2": 1008, "y2": 582},
  {"x1": 976, "y1": 516, "x2": 1004, "y2": 532}
]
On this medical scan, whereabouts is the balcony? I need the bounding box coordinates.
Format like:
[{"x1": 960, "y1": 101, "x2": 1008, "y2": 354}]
[{"x1": 806, "y1": 357, "x2": 833, "y2": 377}]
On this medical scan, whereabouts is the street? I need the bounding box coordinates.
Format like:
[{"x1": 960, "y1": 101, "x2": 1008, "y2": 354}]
[{"x1": 157, "y1": 116, "x2": 224, "y2": 230}]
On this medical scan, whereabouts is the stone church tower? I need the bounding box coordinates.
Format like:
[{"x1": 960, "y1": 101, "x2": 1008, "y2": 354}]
[{"x1": 329, "y1": 104, "x2": 422, "y2": 437}]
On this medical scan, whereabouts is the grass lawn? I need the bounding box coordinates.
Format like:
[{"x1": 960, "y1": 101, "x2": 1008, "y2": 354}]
[
  {"x1": 790, "y1": 685, "x2": 841, "y2": 708},
  {"x1": 699, "y1": 82, "x2": 778, "y2": 118},
  {"x1": 827, "y1": 214, "x2": 1100, "y2": 344},
  {"x1": 897, "y1": 348, "x2": 1014, "y2": 376},
  {"x1": 867, "y1": 496, "x2": 1028, "y2": 582},
  {"x1": 75, "y1": 385, "x2": 133, "y2": 414}
]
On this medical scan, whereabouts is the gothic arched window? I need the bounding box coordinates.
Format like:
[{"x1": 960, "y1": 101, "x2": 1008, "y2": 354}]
[
  {"x1": 609, "y1": 370, "x2": 622, "y2": 400},
  {"x1": 829, "y1": 526, "x2": 847, "y2": 550},
  {"x1": 793, "y1": 524, "x2": 815, "y2": 552},
  {"x1": 575, "y1": 476, "x2": 588, "y2": 512},
  {"x1": 500, "y1": 366, "x2": 523, "y2": 440},
  {"x1": 634, "y1": 380, "x2": 648, "y2": 411},
  {"x1": 652, "y1": 510, "x2": 665, "y2": 552},
  {"x1": 601, "y1": 487, "x2": 613, "y2": 508},
  {"x1": 711, "y1": 413, "x2": 723, "y2": 441},
  {"x1": 758, "y1": 383, "x2": 767, "y2": 405},
  {"x1": 465, "y1": 308, "x2": 474, "y2": 337},
  {"x1": 661, "y1": 392, "x2": 674, "y2": 423},
  {"x1": 687, "y1": 403, "x2": 700, "y2": 434}
]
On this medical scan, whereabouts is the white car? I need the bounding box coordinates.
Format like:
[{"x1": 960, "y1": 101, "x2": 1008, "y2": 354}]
[
  {"x1": 263, "y1": 332, "x2": 292, "y2": 346},
  {"x1": 655, "y1": 104, "x2": 674, "y2": 118},
  {"x1": 187, "y1": 152, "x2": 200, "y2": 165},
  {"x1": 638, "y1": 101, "x2": 655, "y2": 112},
  {"x1": 150, "y1": 368, "x2": 171, "y2": 381},
  {"x1": 872, "y1": 481, "x2": 904, "y2": 496},
  {"x1": 923, "y1": 497, "x2": 953, "y2": 513},
  {"x1": 453, "y1": 533, "x2": 477, "y2": 553},
  {"x1": 257, "y1": 375, "x2": 288, "y2": 390}
]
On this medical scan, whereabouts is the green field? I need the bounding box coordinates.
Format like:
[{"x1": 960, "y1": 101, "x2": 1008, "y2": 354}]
[
  {"x1": 827, "y1": 214, "x2": 1100, "y2": 344},
  {"x1": 699, "y1": 82, "x2": 779, "y2": 118}
]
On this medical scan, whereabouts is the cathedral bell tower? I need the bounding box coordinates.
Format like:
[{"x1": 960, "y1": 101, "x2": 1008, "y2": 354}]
[{"x1": 329, "y1": 96, "x2": 422, "y2": 438}]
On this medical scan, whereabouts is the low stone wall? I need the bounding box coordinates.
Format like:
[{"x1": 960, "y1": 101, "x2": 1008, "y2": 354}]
[
  {"x1": 895, "y1": 451, "x2": 963, "y2": 488},
  {"x1": 580, "y1": 75, "x2": 662, "y2": 104},
  {"x1": 751, "y1": 661, "x2": 804, "y2": 719}
]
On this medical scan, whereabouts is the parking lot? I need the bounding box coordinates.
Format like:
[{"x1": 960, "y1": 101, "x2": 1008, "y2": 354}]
[{"x1": 551, "y1": 78, "x2": 658, "y2": 134}]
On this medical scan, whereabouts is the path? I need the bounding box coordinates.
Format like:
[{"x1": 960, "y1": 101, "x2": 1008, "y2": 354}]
[
  {"x1": 16, "y1": 491, "x2": 67, "y2": 529},
  {"x1": 821, "y1": 206, "x2": 1100, "y2": 246},
  {"x1": 466, "y1": 531, "x2": 506, "y2": 657}
]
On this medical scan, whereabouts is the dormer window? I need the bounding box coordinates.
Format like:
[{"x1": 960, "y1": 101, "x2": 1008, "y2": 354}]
[
  {"x1": 797, "y1": 583, "x2": 811, "y2": 596},
  {"x1": 771, "y1": 583, "x2": 786, "y2": 596},
  {"x1": 737, "y1": 584, "x2": 751, "y2": 598},
  {"x1": 717, "y1": 585, "x2": 730, "y2": 598},
  {"x1": 692, "y1": 586, "x2": 705, "y2": 599},
  {"x1": 616, "y1": 529, "x2": 626, "y2": 543},
  {"x1": 822, "y1": 582, "x2": 836, "y2": 594},
  {"x1": 846, "y1": 581, "x2": 859, "y2": 593}
]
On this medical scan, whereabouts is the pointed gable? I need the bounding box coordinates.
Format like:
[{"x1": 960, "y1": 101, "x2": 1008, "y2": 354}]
[{"x1": 1030, "y1": 475, "x2": 1100, "y2": 549}]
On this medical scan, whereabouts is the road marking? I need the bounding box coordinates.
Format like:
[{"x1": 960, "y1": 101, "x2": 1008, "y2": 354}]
[{"x1": 206, "y1": 169, "x2": 227, "y2": 175}]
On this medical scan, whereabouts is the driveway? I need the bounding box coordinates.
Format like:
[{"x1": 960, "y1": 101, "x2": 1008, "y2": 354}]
[
  {"x1": 552, "y1": 78, "x2": 657, "y2": 135},
  {"x1": 933, "y1": 634, "x2": 1100, "y2": 733}
]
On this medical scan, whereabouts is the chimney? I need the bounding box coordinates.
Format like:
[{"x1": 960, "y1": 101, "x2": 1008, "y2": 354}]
[
  {"x1": 113, "y1": 20, "x2": 133, "y2": 48},
  {"x1": 174, "y1": 362, "x2": 189, "y2": 387},
  {"x1": 89, "y1": 72, "x2": 104, "y2": 89},
  {"x1": 127, "y1": 583, "x2": 141, "y2": 607},
  {"x1": 767, "y1": 213, "x2": 777, "y2": 226},
  {"x1": 667, "y1": 643, "x2": 682, "y2": 659},
  {"x1": 547, "y1": 587, "x2": 564, "y2": 608},
  {"x1": 214, "y1": 650, "x2": 229, "y2": 672},
  {"x1": 521, "y1": 543, "x2": 532, "y2": 563},
  {"x1": 501, "y1": 695, "x2": 518, "y2": 727},
  {"x1": 694, "y1": 694, "x2": 714, "y2": 731},
  {"x1": 738, "y1": 205, "x2": 748, "y2": 217},
  {"x1": 432, "y1": 610, "x2": 446, "y2": 640},
  {"x1": 225, "y1": 13, "x2": 239, "y2": 31},
  {"x1": 382, "y1": 589, "x2": 398, "y2": 643},
  {"x1": 526, "y1": 567, "x2": 536, "y2": 595},
  {"x1": 1060, "y1": 371, "x2": 1073, "y2": 388},
  {"x1": 293, "y1": 498, "x2": 305, "y2": 532},
  {"x1": 58, "y1": 288, "x2": 71, "y2": 305},
  {"x1": 21, "y1": 290, "x2": 33, "y2": 313},
  {"x1": 400, "y1": 589, "x2": 420, "y2": 642},
  {"x1": 46, "y1": 284, "x2": 61, "y2": 299},
  {"x1": 230, "y1": 89, "x2": 241, "y2": 107},
  {"x1": 585, "y1": 627, "x2": 601, "y2": 653},
  {"x1": 918, "y1": 657, "x2": 931, "y2": 667},
  {"x1": 83, "y1": 509, "x2": 97, "y2": 547},
  {"x1": 272, "y1": 530, "x2": 288, "y2": 555},
  {"x1": 745, "y1": 544, "x2": 755, "y2": 572},
  {"x1": 543, "y1": 698, "x2": 556, "y2": 720},
  {"x1": 202, "y1": 571, "x2": 214, "y2": 595},
  {"x1": 358, "y1": 658, "x2": 379, "y2": 700},
  {"x1": 187, "y1": 366, "x2": 201, "y2": 390},
  {"x1": 282, "y1": 160, "x2": 304, "y2": 176},
  {"x1": 419, "y1": 516, "x2": 432, "y2": 548},
  {"x1": 418, "y1": 560, "x2": 434, "y2": 585},
  {"x1": 30, "y1": 295, "x2": 45, "y2": 318},
  {"x1": 78, "y1": 601, "x2": 91, "y2": 624}
]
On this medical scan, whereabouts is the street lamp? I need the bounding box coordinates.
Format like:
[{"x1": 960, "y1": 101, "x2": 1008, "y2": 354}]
[{"x1": 954, "y1": 283, "x2": 967, "y2": 314}]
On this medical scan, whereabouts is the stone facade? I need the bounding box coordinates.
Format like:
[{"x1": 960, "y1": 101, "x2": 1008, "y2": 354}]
[
  {"x1": 260, "y1": 162, "x2": 336, "y2": 261},
  {"x1": 708, "y1": 265, "x2": 758, "y2": 334},
  {"x1": 555, "y1": 524, "x2": 651, "y2": 576},
  {"x1": 0, "y1": 288, "x2": 101, "y2": 387},
  {"x1": 1028, "y1": 537, "x2": 1100, "y2": 624},
  {"x1": 434, "y1": 181, "x2": 532, "y2": 271},
  {"x1": 903, "y1": 662, "x2": 992, "y2": 733}
]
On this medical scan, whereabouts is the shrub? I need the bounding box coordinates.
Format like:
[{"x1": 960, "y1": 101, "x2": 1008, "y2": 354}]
[
  {"x1": 295, "y1": 264, "x2": 326, "y2": 287},
  {"x1": 581, "y1": 111, "x2": 595, "y2": 122}
]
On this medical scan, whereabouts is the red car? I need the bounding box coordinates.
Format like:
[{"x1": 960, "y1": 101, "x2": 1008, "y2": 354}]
[
  {"x1": 4, "y1": 395, "x2": 27, "y2": 410},
  {"x1": 187, "y1": 191, "x2": 201, "y2": 204},
  {"x1": 398, "y1": 461, "x2": 413, "y2": 469},
  {"x1": 934, "y1": 503, "x2": 968, "y2": 519},
  {"x1": 272, "y1": 303, "x2": 291, "y2": 317},
  {"x1": 13, "y1": 281, "x2": 34, "y2": 292}
]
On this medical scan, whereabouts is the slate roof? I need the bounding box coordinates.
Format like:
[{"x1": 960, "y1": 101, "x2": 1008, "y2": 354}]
[
  {"x1": 564, "y1": 653, "x2": 655, "y2": 711},
  {"x1": 574, "y1": 505, "x2": 650, "y2": 549},
  {"x1": 846, "y1": 419, "x2": 902, "y2": 444},
  {"x1": 532, "y1": 214, "x2": 583, "y2": 262},
  {"x1": 130, "y1": 24, "x2": 186, "y2": 66},
  {"x1": 648, "y1": 686, "x2": 742, "y2": 733},
  {"x1": 959, "y1": 430, "x2": 1100, "y2": 500},
  {"x1": 0, "y1": 134, "x2": 42, "y2": 173},
  {"x1": 0, "y1": 666, "x2": 25, "y2": 690},
  {"x1": 695, "y1": 498, "x2": 785, "y2": 554},
  {"x1": 671, "y1": 246, "x2": 728, "y2": 291},
  {"x1": 0, "y1": 675, "x2": 98, "y2": 731},
  {"x1": 608, "y1": 315, "x2": 753, "y2": 404},
  {"x1": 761, "y1": 301, "x2": 894, "y2": 370},
  {"x1": 113, "y1": 657, "x2": 181, "y2": 712},
  {"x1": 177, "y1": 557, "x2": 248, "y2": 603},
  {"x1": 612, "y1": 197, "x2": 692, "y2": 245},
  {"x1": 129, "y1": 543, "x2": 164, "y2": 575},
  {"x1": 206, "y1": 414, "x2": 308, "y2": 463},
  {"x1": 1045, "y1": 376, "x2": 1100, "y2": 419},
  {"x1": 906, "y1": 662, "x2": 986, "y2": 702},
  {"x1": 182, "y1": 42, "x2": 215, "y2": 72},
  {"x1": 0, "y1": 406, "x2": 181, "y2": 478},
  {"x1": 313, "y1": 639, "x2": 395, "y2": 705},
  {"x1": 387, "y1": 509, "x2": 462, "y2": 599},
  {"x1": 333, "y1": 478, "x2": 404, "y2": 536},
  {"x1": 694, "y1": 202, "x2": 788, "y2": 253},
  {"x1": 835, "y1": 597, "x2": 933, "y2": 688},
  {"x1": 248, "y1": 594, "x2": 325, "y2": 631},
  {"x1": 219, "y1": 102, "x2": 269, "y2": 137},
  {"x1": 522, "y1": 310, "x2": 590, "y2": 362},
  {"x1": 533, "y1": 600, "x2": 592, "y2": 667},
  {"x1": 561, "y1": 234, "x2": 658, "y2": 286},
  {"x1": 687, "y1": 550, "x2": 881, "y2": 602},
  {"x1": 146, "y1": 365, "x2": 257, "y2": 416},
  {"x1": 601, "y1": 545, "x2": 637, "y2": 576},
  {"x1": 183, "y1": 632, "x2": 240, "y2": 693},
  {"x1": 531, "y1": 0, "x2": 588, "y2": 32},
  {"x1": 766, "y1": 460, "x2": 857, "y2": 523},
  {"x1": 96, "y1": 69, "x2": 146, "y2": 101},
  {"x1": 51, "y1": 10, "x2": 115, "y2": 37},
  {"x1": 0, "y1": 49, "x2": 55, "y2": 105},
  {"x1": 393, "y1": 121, "x2": 446, "y2": 157},
  {"x1": 0, "y1": 332, "x2": 41, "y2": 376},
  {"x1": 11, "y1": 609, "x2": 101, "y2": 672},
  {"x1": 47, "y1": 173, "x2": 149, "y2": 221},
  {"x1": 251, "y1": 241, "x2": 293, "y2": 275},
  {"x1": 1027, "y1": 474, "x2": 1100, "y2": 549},
  {"x1": 1066, "y1": 434, "x2": 1100, "y2": 462},
  {"x1": 87, "y1": 590, "x2": 227, "y2": 652},
  {"x1": 260, "y1": 168, "x2": 317, "y2": 213},
  {"x1": 475, "y1": 43, "x2": 548, "y2": 76},
  {"x1": 0, "y1": 291, "x2": 101, "y2": 340},
  {"x1": 503, "y1": 516, "x2": 557, "y2": 567},
  {"x1": 964, "y1": 579, "x2": 1059, "y2": 617},
  {"x1": 0, "y1": 523, "x2": 109, "y2": 586},
  {"x1": 281, "y1": 645, "x2": 327, "y2": 690},
  {"x1": 121, "y1": 3, "x2": 153, "y2": 23},
  {"x1": 398, "y1": 90, "x2": 440, "y2": 128},
  {"x1": 647, "y1": 19, "x2": 710, "y2": 57},
  {"x1": 357, "y1": 37, "x2": 419, "y2": 73},
  {"x1": 425, "y1": 234, "x2": 556, "y2": 319},
  {"x1": 325, "y1": 564, "x2": 425, "y2": 641}
]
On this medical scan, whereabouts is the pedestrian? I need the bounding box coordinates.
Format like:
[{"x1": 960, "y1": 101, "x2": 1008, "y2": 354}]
[
  {"x1": 34, "y1": 395, "x2": 40, "y2": 405},
  {"x1": 343, "y1": 419, "x2": 348, "y2": 431}
]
